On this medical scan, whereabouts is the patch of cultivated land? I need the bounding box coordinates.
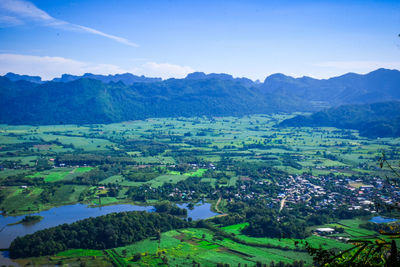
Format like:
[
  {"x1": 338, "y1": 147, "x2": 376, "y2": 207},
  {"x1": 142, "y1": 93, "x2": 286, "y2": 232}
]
[{"x1": 111, "y1": 228, "x2": 313, "y2": 266}]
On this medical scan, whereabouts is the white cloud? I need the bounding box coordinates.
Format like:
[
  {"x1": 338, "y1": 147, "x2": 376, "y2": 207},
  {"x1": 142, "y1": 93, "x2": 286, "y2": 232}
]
[
  {"x1": 134, "y1": 62, "x2": 195, "y2": 79},
  {"x1": 0, "y1": 53, "x2": 195, "y2": 80},
  {"x1": 0, "y1": 0, "x2": 52, "y2": 21},
  {"x1": 0, "y1": 15, "x2": 23, "y2": 26},
  {"x1": 0, "y1": 0, "x2": 138, "y2": 47},
  {"x1": 75, "y1": 25, "x2": 138, "y2": 47}
]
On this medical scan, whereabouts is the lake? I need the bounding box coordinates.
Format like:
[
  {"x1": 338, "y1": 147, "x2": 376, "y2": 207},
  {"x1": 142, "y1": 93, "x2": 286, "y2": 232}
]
[{"x1": 0, "y1": 202, "x2": 217, "y2": 249}]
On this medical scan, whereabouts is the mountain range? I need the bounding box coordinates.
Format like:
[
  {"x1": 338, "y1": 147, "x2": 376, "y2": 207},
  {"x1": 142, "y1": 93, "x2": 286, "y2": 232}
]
[
  {"x1": 1, "y1": 68, "x2": 399, "y2": 127},
  {"x1": 4, "y1": 72, "x2": 162, "y2": 85}
]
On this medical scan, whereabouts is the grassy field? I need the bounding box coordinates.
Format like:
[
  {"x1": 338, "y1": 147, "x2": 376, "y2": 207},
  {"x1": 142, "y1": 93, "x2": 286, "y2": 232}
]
[
  {"x1": 111, "y1": 228, "x2": 313, "y2": 266},
  {"x1": 56, "y1": 249, "x2": 104, "y2": 257},
  {"x1": 2, "y1": 114, "x2": 398, "y2": 181},
  {"x1": 15, "y1": 249, "x2": 110, "y2": 267},
  {"x1": 28, "y1": 169, "x2": 72, "y2": 182}
]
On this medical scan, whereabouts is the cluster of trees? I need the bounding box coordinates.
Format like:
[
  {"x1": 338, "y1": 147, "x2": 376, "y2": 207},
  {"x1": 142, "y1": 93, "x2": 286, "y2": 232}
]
[
  {"x1": 56, "y1": 153, "x2": 137, "y2": 166},
  {"x1": 9, "y1": 211, "x2": 188, "y2": 258},
  {"x1": 73, "y1": 165, "x2": 120, "y2": 185},
  {"x1": 281, "y1": 154, "x2": 302, "y2": 170},
  {"x1": 154, "y1": 201, "x2": 188, "y2": 216},
  {"x1": 123, "y1": 167, "x2": 163, "y2": 182},
  {"x1": 243, "y1": 215, "x2": 308, "y2": 239}
]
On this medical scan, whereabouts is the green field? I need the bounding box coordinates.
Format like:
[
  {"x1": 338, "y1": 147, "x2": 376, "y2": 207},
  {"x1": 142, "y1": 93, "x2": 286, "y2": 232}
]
[
  {"x1": 112, "y1": 228, "x2": 313, "y2": 266},
  {"x1": 56, "y1": 249, "x2": 104, "y2": 257},
  {"x1": 1, "y1": 113, "x2": 399, "y2": 265}
]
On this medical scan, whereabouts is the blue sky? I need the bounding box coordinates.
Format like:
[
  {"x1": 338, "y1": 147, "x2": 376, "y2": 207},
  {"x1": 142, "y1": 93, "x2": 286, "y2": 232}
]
[{"x1": 0, "y1": 0, "x2": 399, "y2": 80}]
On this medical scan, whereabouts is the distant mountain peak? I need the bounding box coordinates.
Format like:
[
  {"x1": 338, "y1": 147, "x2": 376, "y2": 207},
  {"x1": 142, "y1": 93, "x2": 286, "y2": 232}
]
[
  {"x1": 263, "y1": 73, "x2": 294, "y2": 84},
  {"x1": 185, "y1": 72, "x2": 234, "y2": 80},
  {"x1": 185, "y1": 72, "x2": 207, "y2": 80},
  {"x1": 5, "y1": 72, "x2": 43, "y2": 83}
]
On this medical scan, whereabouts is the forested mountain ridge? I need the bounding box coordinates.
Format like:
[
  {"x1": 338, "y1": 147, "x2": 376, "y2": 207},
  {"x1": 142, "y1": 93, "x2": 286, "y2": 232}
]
[
  {"x1": 261, "y1": 68, "x2": 400, "y2": 107},
  {"x1": 1, "y1": 68, "x2": 400, "y2": 125},
  {"x1": 0, "y1": 76, "x2": 308, "y2": 125},
  {"x1": 278, "y1": 101, "x2": 400, "y2": 138}
]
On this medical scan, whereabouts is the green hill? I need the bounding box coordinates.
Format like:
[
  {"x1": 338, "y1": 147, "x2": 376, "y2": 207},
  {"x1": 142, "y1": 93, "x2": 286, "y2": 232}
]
[{"x1": 279, "y1": 101, "x2": 400, "y2": 138}]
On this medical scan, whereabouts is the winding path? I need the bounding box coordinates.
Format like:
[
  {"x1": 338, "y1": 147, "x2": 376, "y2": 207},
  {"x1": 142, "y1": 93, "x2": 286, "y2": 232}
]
[
  {"x1": 215, "y1": 196, "x2": 223, "y2": 213},
  {"x1": 214, "y1": 196, "x2": 228, "y2": 217},
  {"x1": 279, "y1": 196, "x2": 287, "y2": 212}
]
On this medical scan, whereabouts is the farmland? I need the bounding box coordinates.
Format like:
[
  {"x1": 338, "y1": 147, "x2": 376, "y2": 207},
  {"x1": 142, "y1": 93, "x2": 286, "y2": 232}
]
[
  {"x1": 13, "y1": 218, "x2": 385, "y2": 267},
  {"x1": 1, "y1": 114, "x2": 400, "y2": 265}
]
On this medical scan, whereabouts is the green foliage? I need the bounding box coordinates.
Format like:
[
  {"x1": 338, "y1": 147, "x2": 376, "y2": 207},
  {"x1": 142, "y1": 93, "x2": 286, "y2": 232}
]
[
  {"x1": 154, "y1": 201, "x2": 188, "y2": 216},
  {"x1": 280, "y1": 101, "x2": 400, "y2": 138},
  {"x1": 9, "y1": 211, "x2": 188, "y2": 258}
]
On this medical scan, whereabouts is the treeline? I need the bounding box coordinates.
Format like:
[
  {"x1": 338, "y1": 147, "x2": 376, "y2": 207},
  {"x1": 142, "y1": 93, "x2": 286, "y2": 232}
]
[
  {"x1": 154, "y1": 201, "x2": 188, "y2": 216},
  {"x1": 9, "y1": 211, "x2": 188, "y2": 258},
  {"x1": 55, "y1": 153, "x2": 138, "y2": 166},
  {"x1": 243, "y1": 214, "x2": 307, "y2": 239}
]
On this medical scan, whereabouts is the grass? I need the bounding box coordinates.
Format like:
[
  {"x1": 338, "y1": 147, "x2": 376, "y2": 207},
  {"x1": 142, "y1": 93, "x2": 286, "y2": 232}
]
[
  {"x1": 28, "y1": 169, "x2": 71, "y2": 182},
  {"x1": 184, "y1": 168, "x2": 208, "y2": 177},
  {"x1": 337, "y1": 219, "x2": 377, "y2": 237},
  {"x1": 99, "y1": 175, "x2": 124, "y2": 184},
  {"x1": 75, "y1": 166, "x2": 94, "y2": 173},
  {"x1": 0, "y1": 184, "x2": 87, "y2": 214},
  {"x1": 221, "y1": 222, "x2": 249, "y2": 235},
  {"x1": 110, "y1": 227, "x2": 313, "y2": 266},
  {"x1": 147, "y1": 174, "x2": 189, "y2": 187},
  {"x1": 305, "y1": 235, "x2": 353, "y2": 250},
  {"x1": 114, "y1": 238, "x2": 159, "y2": 256},
  {"x1": 56, "y1": 249, "x2": 103, "y2": 257},
  {"x1": 92, "y1": 197, "x2": 119, "y2": 205},
  {"x1": 26, "y1": 167, "x2": 91, "y2": 182}
]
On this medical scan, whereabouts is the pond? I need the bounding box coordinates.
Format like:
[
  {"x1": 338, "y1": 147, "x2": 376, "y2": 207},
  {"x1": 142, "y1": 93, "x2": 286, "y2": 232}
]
[
  {"x1": 369, "y1": 216, "x2": 398, "y2": 224},
  {"x1": 178, "y1": 202, "x2": 218, "y2": 221}
]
